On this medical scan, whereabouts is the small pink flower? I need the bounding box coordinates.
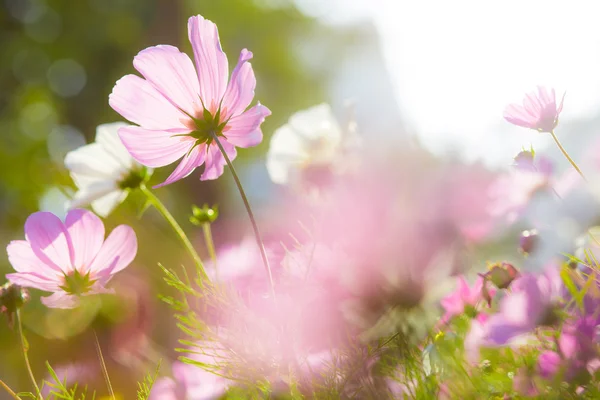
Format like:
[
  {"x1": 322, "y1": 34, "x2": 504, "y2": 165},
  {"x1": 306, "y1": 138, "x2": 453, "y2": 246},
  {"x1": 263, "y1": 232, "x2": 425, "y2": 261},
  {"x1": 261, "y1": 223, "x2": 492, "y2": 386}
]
[
  {"x1": 5, "y1": 209, "x2": 137, "y2": 309},
  {"x1": 504, "y1": 86, "x2": 565, "y2": 132},
  {"x1": 440, "y1": 276, "x2": 493, "y2": 322},
  {"x1": 109, "y1": 15, "x2": 271, "y2": 186}
]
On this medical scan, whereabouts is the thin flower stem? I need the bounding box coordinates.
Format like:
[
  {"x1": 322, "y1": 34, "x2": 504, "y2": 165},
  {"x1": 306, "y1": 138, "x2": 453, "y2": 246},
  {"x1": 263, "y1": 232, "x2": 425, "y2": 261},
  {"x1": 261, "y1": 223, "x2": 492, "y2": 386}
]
[
  {"x1": 549, "y1": 130, "x2": 587, "y2": 181},
  {"x1": 140, "y1": 184, "x2": 209, "y2": 283},
  {"x1": 0, "y1": 379, "x2": 21, "y2": 400},
  {"x1": 16, "y1": 311, "x2": 41, "y2": 400},
  {"x1": 202, "y1": 223, "x2": 219, "y2": 282},
  {"x1": 93, "y1": 330, "x2": 115, "y2": 400},
  {"x1": 211, "y1": 134, "x2": 276, "y2": 300}
]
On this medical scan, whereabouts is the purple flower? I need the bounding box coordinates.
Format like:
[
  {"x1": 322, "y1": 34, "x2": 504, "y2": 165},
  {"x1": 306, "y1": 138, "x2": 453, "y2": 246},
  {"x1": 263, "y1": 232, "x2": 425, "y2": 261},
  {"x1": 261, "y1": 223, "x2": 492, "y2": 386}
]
[
  {"x1": 537, "y1": 315, "x2": 600, "y2": 382},
  {"x1": 504, "y1": 86, "x2": 565, "y2": 133},
  {"x1": 480, "y1": 267, "x2": 563, "y2": 346},
  {"x1": 5, "y1": 209, "x2": 137, "y2": 308},
  {"x1": 110, "y1": 15, "x2": 271, "y2": 186}
]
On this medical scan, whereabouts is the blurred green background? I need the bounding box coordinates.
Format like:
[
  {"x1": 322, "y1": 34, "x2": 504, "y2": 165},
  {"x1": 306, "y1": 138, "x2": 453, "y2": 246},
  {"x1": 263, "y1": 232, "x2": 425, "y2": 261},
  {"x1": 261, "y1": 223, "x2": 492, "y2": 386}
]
[{"x1": 0, "y1": 0, "x2": 362, "y2": 397}]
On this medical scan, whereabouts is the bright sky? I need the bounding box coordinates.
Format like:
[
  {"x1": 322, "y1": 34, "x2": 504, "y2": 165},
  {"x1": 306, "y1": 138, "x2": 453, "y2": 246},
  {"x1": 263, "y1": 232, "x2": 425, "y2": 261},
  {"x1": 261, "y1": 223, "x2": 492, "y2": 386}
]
[{"x1": 295, "y1": 0, "x2": 600, "y2": 168}]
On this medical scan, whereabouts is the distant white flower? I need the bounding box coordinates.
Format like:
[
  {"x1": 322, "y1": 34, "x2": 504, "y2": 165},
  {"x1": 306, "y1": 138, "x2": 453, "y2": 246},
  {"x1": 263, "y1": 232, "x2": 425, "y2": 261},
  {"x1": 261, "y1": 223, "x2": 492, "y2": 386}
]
[
  {"x1": 65, "y1": 122, "x2": 150, "y2": 217},
  {"x1": 266, "y1": 103, "x2": 360, "y2": 191}
]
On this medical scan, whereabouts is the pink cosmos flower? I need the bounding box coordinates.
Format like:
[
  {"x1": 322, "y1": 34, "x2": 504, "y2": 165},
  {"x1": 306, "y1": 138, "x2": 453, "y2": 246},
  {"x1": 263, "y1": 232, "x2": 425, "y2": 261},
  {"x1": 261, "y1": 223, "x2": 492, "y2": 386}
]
[
  {"x1": 440, "y1": 276, "x2": 493, "y2": 322},
  {"x1": 5, "y1": 209, "x2": 137, "y2": 309},
  {"x1": 109, "y1": 15, "x2": 271, "y2": 186},
  {"x1": 504, "y1": 86, "x2": 565, "y2": 132}
]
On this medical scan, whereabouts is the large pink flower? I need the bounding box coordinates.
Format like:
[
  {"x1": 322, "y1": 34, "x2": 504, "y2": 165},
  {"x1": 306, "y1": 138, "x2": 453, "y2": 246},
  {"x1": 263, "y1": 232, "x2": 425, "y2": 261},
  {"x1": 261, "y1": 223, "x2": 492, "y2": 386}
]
[
  {"x1": 5, "y1": 209, "x2": 137, "y2": 309},
  {"x1": 504, "y1": 86, "x2": 565, "y2": 133},
  {"x1": 109, "y1": 15, "x2": 271, "y2": 186}
]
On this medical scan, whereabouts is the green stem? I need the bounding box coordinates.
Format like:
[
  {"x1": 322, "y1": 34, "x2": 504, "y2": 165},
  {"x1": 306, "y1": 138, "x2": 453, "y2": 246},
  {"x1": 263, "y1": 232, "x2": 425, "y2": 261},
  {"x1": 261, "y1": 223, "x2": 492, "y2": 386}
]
[
  {"x1": 16, "y1": 311, "x2": 41, "y2": 400},
  {"x1": 0, "y1": 379, "x2": 21, "y2": 400},
  {"x1": 549, "y1": 130, "x2": 587, "y2": 181},
  {"x1": 211, "y1": 134, "x2": 276, "y2": 300},
  {"x1": 202, "y1": 223, "x2": 219, "y2": 282},
  {"x1": 93, "y1": 330, "x2": 115, "y2": 400},
  {"x1": 140, "y1": 184, "x2": 208, "y2": 283}
]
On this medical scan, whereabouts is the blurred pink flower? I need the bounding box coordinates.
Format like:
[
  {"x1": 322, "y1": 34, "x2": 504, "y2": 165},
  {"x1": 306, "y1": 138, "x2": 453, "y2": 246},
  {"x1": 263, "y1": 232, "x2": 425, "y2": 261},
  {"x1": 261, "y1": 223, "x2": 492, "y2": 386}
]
[
  {"x1": 504, "y1": 86, "x2": 565, "y2": 132},
  {"x1": 488, "y1": 154, "x2": 554, "y2": 224},
  {"x1": 478, "y1": 267, "x2": 563, "y2": 346},
  {"x1": 6, "y1": 209, "x2": 137, "y2": 308},
  {"x1": 440, "y1": 276, "x2": 493, "y2": 322},
  {"x1": 109, "y1": 15, "x2": 271, "y2": 186},
  {"x1": 150, "y1": 359, "x2": 230, "y2": 400},
  {"x1": 196, "y1": 239, "x2": 354, "y2": 390}
]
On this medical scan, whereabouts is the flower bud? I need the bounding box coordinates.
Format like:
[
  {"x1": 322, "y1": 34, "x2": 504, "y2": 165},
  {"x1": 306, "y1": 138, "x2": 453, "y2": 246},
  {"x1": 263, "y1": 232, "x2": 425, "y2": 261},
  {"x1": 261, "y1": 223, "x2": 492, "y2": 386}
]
[
  {"x1": 190, "y1": 204, "x2": 219, "y2": 225},
  {"x1": 0, "y1": 282, "x2": 30, "y2": 327},
  {"x1": 513, "y1": 150, "x2": 535, "y2": 171},
  {"x1": 519, "y1": 229, "x2": 538, "y2": 255},
  {"x1": 483, "y1": 262, "x2": 520, "y2": 289}
]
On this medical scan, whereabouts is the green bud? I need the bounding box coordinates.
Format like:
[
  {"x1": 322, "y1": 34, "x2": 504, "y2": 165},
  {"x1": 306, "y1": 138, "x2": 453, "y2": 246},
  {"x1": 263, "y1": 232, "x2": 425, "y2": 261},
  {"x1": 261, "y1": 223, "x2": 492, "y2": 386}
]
[{"x1": 190, "y1": 204, "x2": 219, "y2": 225}]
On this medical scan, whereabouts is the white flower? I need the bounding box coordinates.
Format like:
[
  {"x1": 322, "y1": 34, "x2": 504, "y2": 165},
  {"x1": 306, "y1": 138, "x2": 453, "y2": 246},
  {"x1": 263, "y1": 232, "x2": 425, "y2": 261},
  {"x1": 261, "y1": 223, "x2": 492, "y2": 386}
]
[
  {"x1": 64, "y1": 122, "x2": 149, "y2": 217},
  {"x1": 266, "y1": 103, "x2": 360, "y2": 190}
]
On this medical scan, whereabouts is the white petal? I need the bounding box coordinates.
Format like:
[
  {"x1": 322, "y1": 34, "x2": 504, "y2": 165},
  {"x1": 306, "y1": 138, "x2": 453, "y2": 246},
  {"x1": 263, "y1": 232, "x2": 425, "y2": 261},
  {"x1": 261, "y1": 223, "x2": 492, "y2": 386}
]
[
  {"x1": 266, "y1": 124, "x2": 309, "y2": 185},
  {"x1": 69, "y1": 181, "x2": 120, "y2": 211},
  {"x1": 288, "y1": 103, "x2": 342, "y2": 143},
  {"x1": 64, "y1": 143, "x2": 124, "y2": 182},
  {"x1": 91, "y1": 190, "x2": 128, "y2": 218},
  {"x1": 95, "y1": 122, "x2": 137, "y2": 170}
]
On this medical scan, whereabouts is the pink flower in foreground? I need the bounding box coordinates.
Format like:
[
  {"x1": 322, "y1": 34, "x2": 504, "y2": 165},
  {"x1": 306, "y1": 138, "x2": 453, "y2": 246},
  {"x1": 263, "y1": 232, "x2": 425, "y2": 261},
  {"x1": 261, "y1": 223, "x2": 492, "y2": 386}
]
[
  {"x1": 109, "y1": 15, "x2": 271, "y2": 186},
  {"x1": 504, "y1": 86, "x2": 565, "y2": 132},
  {"x1": 6, "y1": 209, "x2": 137, "y2": 308},
  {"x1": 150, "y1": 359, "x2": 230, "y2": 400}
]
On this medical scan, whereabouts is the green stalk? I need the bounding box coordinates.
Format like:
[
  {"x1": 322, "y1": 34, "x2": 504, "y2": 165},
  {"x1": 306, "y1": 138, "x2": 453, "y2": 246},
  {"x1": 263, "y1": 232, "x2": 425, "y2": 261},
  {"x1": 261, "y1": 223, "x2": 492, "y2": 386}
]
[
  {"x1": 93, "y1": 330, "x2": 115, "y2": 400},
  {"x1": 0, "y1": 379, "x2": 21, "y2": 400},
  {"x1": 16, "y1": 311, "x2": 41, "y2": 400},
  {"x1": 211, "y1": 134, "x2": 276, "y2": 300},
  {"x1": 549, "y1": 130, "x2": 586, "y2": 181},
  {"x1": 202, "y1": 223, "x2": 219, "y2": 282},
  {"x1": 140, "y1": 184, "x2": 209, "y2": 283}
]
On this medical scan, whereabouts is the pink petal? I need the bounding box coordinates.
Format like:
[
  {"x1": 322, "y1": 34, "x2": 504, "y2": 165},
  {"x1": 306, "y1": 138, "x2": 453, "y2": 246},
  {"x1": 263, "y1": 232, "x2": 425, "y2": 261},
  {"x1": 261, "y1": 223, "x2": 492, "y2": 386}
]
[
  {"x1": 41, "y1": 292, "x2": 79, "y2": 309},
  {"x1": 133, "y1": 45, "x2": 201, "y2": 116},
  {"x1": 201, "y1": 140, "x2": 237, "y2": 181},
  {"x1": 523, "y1": 93, "x2": 542, "y2": 115},
  {"x1": 537, "y1": 86, "x2": 555, "y2": 108},
  {"x1": 503, "y1": 104, "x2": 536, "y2": 128},
  {"x1": 187, "y1": 15, "x2": 229, "y2": 112},
  {"x1": 118, "y1": 126, "x2": 194, "y2": 168},
  {"x1": 440, "y1": 293, "x2": 463, "y2": 316},
  {"x1": 457, "y1": 276, "x2": 472, "y2": 301},
  {"x1": 223, "y1": 104, "x2": 271, "y2": 148},
  {"x1": 64, "y1": 209, "x2": 105, "y2": 273},
  {"x1": 25, "y1": 212, "x2": 73, "y2": 274},
  {"x1": 556, "y1": 91, "x2": 566, "y2": 114},
  {"x1": 537, "y1": 351, "x2": 561, "y2": 379},
  {"x1": 109, "y1": 74, "x2": 189, "y2": 130},
  {"x1": 221, "y1": 49, "x2": 255, "y2": 119},
  {"x1": 149, "y1": 378, "x2": 177, "y2": 400},
  {"x1": 153, "y1": 143, "x2": 207, "y2": 188},
  {"x1": 6, "y1": 272, "x2": 60, "y2": 291},
  {"x1": 7, "y1": 240, "x2": 43, "y2": 274},
  {"x1": 88, "y1": 225, "x2": 137, "y2": 276}
]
